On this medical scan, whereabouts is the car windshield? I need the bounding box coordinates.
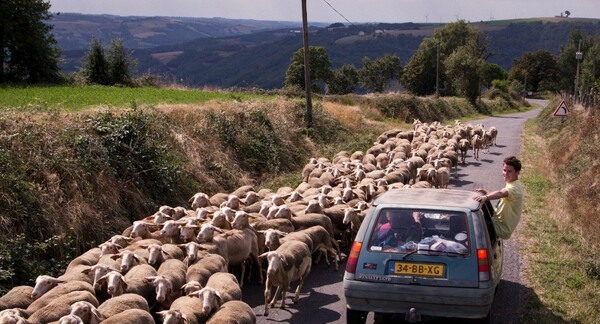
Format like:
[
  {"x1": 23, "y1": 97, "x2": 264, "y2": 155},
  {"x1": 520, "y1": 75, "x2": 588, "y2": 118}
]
[{"x1": 368, "y1": 208, "x2": 470, "y2": 255}]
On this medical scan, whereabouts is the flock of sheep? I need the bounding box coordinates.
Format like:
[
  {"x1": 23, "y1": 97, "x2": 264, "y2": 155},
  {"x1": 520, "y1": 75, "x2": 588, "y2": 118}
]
[{"x1": 0, "y1": 119, "x2": 498, "y2": 324}]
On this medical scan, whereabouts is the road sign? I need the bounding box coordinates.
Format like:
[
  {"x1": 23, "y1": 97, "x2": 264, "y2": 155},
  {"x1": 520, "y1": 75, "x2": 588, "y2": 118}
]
[{"x1": 553, "y1": 100, "x2": 569, "y2": 117}]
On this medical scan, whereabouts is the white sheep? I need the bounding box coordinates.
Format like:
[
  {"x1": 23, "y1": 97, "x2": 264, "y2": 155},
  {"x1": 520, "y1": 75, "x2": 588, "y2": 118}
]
[
  {"x1": 57, "y1": 314, "x2": 84, "y2": 324},
  {"x1": 471, "y1": 134, "x2": 482, "y2": 161},
  {"x1": 97, "y1": 264, "x2": 157, "y2": 304},
  {"x1": 26, "y1": 290, "x2": 98, "y2": 324},
  {"x1": 260, "y1": 240, "x2": 312, "y2": 316},
  {"x1": 0, "y1": 286, "x2": 33, "y2": 310},
  {"x1": 147, "y1": 243, "x2": 185, "y2": 268},
  {"x1": 28, "y1": 278, "x2": 94, "y2": 313},
  {"x1": 144, "y1": 259, "x2": 187, "y2": 309},
  {"x1": 69, "y1": 293, "x2": 150, "y2": 324},
  {"x1": 157, "y1": 295, "x2": 208, "y2": 324},
  {"x1": 206, "y1": 300, "x2": 256, "y2": 324},
  {"x1": 184, "y1": 253, "x2": 227, "y2": 289},
  {"x1": 210, "y1": 228, "x2": 262, "y2": 288},
  {"x1": 95, "y1": 309, "x2": 155, "y2": 324},
  {"x1": 189, "y1": 192, "x2": 211, "y2": 209},
  {"x1": 190, "y1": 272, "x2": 242, "y2": 316}
]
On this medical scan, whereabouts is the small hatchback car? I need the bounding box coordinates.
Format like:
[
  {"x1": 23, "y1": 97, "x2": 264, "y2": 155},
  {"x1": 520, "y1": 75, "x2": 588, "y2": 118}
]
[{"x1": 343, "y1": 188, "x2": 502, "y2": 323}]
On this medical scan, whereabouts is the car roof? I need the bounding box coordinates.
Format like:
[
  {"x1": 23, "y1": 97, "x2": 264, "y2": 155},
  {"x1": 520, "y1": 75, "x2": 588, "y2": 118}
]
[{"x1": 372, "y1": 188, "x2": 482, "y2": 211}]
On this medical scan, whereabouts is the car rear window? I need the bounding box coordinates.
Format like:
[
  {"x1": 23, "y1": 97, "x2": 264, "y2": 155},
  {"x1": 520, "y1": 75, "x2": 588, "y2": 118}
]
[{"x1": 368, "y1": 208, "x2": 470, "y2": 255}]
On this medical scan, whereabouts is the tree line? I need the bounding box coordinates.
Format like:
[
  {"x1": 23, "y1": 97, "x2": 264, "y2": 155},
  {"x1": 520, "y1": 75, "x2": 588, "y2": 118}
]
[{"x1": 2, "y1": 0, "x2": 600, "y2": 105}]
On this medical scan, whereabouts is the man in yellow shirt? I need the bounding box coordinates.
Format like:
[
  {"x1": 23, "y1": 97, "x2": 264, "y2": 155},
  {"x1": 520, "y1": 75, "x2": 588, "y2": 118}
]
[{"x1": 473, "y1": 156, "x2": 523, "y2": 239}]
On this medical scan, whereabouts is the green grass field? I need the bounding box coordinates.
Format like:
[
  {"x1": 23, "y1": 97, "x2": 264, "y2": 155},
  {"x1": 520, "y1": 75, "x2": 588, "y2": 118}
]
[{"x1": 0, "y1": 85, "x2": 273, "y2": 112}]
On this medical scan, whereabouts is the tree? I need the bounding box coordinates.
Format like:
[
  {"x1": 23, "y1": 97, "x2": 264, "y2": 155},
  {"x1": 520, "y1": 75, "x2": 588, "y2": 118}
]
[
  {"x1": 481, "y1": 63, "x2": 507, "y2": 89},
  {"x1": 557, "y1": 30, "x2": 588, "y2": 92},
  {"x1": 509, "y1": 50, "x2": 559, "y2": 92},
  {"x1": 0, "y1": 0, "x2": 61, "y2": 83},
  {"x1": 284, "y1": 46, "x2": 333, "y2": 93},
  {"x1": 326, "y1": 64, "x2": 359, "y2": 95},
  {"x1": 81, "y1": 38, "x2": 110, "y2": 85},
  {"x1": 359, "y1": 54, "x2": 402, "y2": 93},
  {"x1": 401, "y1": 20, "x2": 488, "y2": 97},
  {"x1": 444, "y1": 41, "x2": 485, "y2": 103},
  {"x1": 106, "y1": 38, "x2": 136, "y2": 86},
  {"x1": 400, "y1": 38, "x2": 439, "y2": 95}
]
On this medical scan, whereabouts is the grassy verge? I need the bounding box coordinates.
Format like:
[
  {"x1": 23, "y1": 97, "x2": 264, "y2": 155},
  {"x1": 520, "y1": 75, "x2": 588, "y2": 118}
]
[
  {"x1": 0, "y1": 85, "x2": 273, "y2": 112},
  {"x1": 518, "y1": 114, "x2": 600, "y2": 323}
]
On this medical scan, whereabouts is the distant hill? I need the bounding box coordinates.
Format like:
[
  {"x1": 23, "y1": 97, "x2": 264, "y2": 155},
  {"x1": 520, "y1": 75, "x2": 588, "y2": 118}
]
[{"x1": 51, "y1": 14, "x2": 600, "y2": 89}]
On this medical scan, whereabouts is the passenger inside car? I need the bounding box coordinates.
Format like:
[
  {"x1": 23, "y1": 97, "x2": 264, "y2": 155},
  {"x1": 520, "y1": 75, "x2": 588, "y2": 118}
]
[
  {"x1": 445, "y1": 215, "x2": 467, "y2": 241},
  {"x1": 370, "y1": 210, "x2": 422, "y2": 248}
]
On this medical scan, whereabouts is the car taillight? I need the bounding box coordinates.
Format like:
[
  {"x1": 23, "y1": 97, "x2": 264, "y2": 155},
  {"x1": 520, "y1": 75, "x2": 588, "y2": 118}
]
[
  {"x1": 345, "y1": 241, "x2": 363, "y2": 273},
  {"x1": 477, "y1": 248, "x2": 490, "y2": 281}
]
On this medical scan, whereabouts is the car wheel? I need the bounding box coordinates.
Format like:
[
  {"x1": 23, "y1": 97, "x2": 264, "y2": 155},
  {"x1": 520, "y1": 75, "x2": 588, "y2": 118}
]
[{"x1": 347, "y1": 308, "x2": 368, "y2": 324}]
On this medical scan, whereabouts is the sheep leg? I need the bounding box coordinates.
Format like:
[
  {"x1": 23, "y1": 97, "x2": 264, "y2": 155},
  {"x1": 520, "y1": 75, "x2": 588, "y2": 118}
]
[
  {"x1": 270, "y1": 285, "x2": 283, "y2": 307},
  {"x1": 279, "y1": 285, "x2": 288, "y2": 309},
  {"x1": 239, "y1": 262, "x2": 246, "y2": 288},
  {"x1": 263, "y1": 280, "x2": 272, "y2": 316}
]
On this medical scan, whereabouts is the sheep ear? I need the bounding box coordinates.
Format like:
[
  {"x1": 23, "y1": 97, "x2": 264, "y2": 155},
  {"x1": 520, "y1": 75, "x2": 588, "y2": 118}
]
[
  {"x1": 214, "y1": 290, "x2": 223, "y2": 303},
  {"x1": 157, "y1": 310, "x2": 168, "y2": 317},
  {"x1": 144, "y1": 276, "x2": 157, "y2": 283},
  {"x1": 81, "y1": 267, "x2": 92, "y2": 274},
  {"x1": 258, "y1": 252, "x2": 270, "y2": 260},
  {"x1": 110, "y1": 254, "x2": 121, "y2": 260},
  {"x1": 279, "y1": 254, "x2": 288, "y2": 266}
]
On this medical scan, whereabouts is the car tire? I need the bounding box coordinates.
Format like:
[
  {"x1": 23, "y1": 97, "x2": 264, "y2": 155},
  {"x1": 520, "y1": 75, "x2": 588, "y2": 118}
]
[{"x1": 347, "y1": 308, "x2": 368, "y2": 324}]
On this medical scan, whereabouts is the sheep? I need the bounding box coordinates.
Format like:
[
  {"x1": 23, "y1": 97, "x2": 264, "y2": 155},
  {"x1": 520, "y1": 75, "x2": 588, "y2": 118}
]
[
  {"x1": 206, "y1": 300, "x2": 256, "y2": 324},
  {"x1": 97, "y1": 264, "x2": 157, "y2": 304},
  {"x1": 128, "y1": 221, "x2": 165, "y2": 241},
  {"x1": 68, "y1": 293, "x2": 149, "y2": 324},
  {"x1": 28, "y1": 278, "x2": 94, "y2": 313},
  {"x1": 26, "y1": 290, "x2": 98, "y2": 324},
  {"x1": 147, "y1": 243, "x2": 185, "y2": 268},
  {"x1": 57, "y1": 314, "x2": 84, "y2": 324},
  {"x1": 323, "y1": 204, "x2": 352, "y2": 248},
  {"x1": 110, "y1": 249, "x2": 148, "y2": 274},
  {"x1": 289, "y1": 213, "x2": 335, "y2": 239},
  {"x1": 160, "y1": 220, "x2": 187, "y2": 244},
  {"x1": 250, "y1": 217, "x2": 295, "y2": 234},
  {"x1": 184, "y1": 253, "x2": 228, "y2": 289},
  {"x1": 471, "y1": 134, "x2": 482, "y2": 161},
  {"x1": 458, "y1": 139, "x2": 469, "y2": 164},
  {"x1": 343, "y1": 207, "x2": 365, "y2": 245},
  {"x1": 260, "y1": 240, "x2": 312, "y2": 316},
  {"x1": 98, "y1": 242, "x2": 122, "y2": 257},
  {"x1": 189, "y1": 192, "x2": 210, "y2": 209},
  {"x1": 97, "y1": 293, "x2": 150, "y2": 320},
  {"x1": 0, "y1": 286, "x2": 33, "y2": 310},
  {"x1": 144, "y1": 259, "x2": 187, "y2": 309},
  {"x1": 96, "y1": 309, "x2": 155, "y2": 324},
  {"x1": 65, "y1": 248, "x2": 101, "y2": 273},
  {"x1": 210, "y1": 228, "x2": 262, "y2": 288},
  {"x1": 157, "y1": 295, "x2": 208, "y2": 324},
  {"x1": 108, "y1": 235, "x2": 133, "y2": 249},
  {"x1": 0, "y1": 310, "x2": 28, "y2": 324},
  {"x1": 190, "y1": 272, "x2": 242, "y2": 315},
  {"x1": 435, "y1": 167, "x2": 451, "y2": 189},
  {"x1": 489, "y1": 126, "x2": 498, "y2": 146}
]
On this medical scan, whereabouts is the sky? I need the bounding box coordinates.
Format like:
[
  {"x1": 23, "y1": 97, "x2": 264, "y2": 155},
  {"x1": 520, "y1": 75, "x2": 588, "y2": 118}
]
[{"x1": 47, "y1": 0, "x2": 600, "y2": 24}]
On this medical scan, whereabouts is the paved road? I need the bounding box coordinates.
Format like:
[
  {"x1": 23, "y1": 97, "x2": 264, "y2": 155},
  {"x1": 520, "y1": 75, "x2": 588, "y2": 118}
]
[{"x1": 242, "y1": 101, "x2": 546, "y2": 324}]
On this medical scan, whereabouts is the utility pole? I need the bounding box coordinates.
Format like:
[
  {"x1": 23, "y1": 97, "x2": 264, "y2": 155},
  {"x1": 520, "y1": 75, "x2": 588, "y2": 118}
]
[
  {"x1": 574, "y1": 39, "x2": 583, "y2": 103},
  {"x1": 435, "y1": 42, "x2": 440, "y2": 97},
  {"x1": 301, "y1": 0, "x2": 313, "y2": 129}
]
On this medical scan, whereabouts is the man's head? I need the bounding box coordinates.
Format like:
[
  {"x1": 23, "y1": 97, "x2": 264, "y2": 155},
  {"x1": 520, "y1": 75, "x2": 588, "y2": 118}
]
[{"x1": 503, "y1": 156, "x2": 521, "y2": 183}]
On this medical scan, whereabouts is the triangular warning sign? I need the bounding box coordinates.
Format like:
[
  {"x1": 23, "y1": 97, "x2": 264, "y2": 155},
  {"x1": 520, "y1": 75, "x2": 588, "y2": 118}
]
[{"x1": 553, "y1": 100, "x2": 569, "y2": 117}]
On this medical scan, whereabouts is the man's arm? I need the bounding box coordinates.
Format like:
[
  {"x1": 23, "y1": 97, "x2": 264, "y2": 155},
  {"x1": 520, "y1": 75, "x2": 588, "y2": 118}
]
[{"x1": 473, "y1": 188, "x2": 509, "y2": 202}]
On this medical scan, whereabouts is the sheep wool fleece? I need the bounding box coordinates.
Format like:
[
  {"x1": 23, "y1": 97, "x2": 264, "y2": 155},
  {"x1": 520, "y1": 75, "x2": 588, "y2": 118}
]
[{"x1": 492, "y1": 179, "x2": 523, "y2": 240}]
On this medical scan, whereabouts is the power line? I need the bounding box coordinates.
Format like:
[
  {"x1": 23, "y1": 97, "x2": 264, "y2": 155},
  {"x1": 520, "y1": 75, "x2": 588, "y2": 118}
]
[{"x1": 321, "y1": 0, "x2": 356, "y2": 26}]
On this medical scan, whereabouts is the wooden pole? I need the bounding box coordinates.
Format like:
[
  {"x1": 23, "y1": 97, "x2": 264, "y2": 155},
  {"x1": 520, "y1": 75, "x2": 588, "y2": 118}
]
[{"x1": 301, "y1": 0, "x2": 313, "y2": 129}]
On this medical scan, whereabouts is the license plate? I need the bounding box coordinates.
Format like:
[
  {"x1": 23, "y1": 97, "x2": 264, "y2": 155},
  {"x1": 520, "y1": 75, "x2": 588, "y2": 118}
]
[{"x1": 390, "y1": 262, "x2": 445, "y2": 277}]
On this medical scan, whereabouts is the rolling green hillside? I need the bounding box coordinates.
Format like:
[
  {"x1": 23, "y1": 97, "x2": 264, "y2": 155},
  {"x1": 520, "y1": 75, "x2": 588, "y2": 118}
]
[{"x1": 56, "y1": 16, "x2": 600, "y2": 89}]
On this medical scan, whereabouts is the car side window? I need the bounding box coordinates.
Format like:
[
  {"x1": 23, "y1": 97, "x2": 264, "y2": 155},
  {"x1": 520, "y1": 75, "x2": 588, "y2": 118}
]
[{"x1": 481, "y1": 200, "x2": 498, "y2": 245}]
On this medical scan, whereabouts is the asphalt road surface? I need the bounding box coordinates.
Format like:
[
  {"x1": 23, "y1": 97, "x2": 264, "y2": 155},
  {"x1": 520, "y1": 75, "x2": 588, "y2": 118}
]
[{"x1": 241, "y1": 101, "x2": 546, "y2": 324}]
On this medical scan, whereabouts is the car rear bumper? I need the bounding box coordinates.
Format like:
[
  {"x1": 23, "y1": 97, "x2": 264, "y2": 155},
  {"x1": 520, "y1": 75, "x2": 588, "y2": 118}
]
[{"x1": 344, "y1": 278, "x2": 495, "y2": 319}]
